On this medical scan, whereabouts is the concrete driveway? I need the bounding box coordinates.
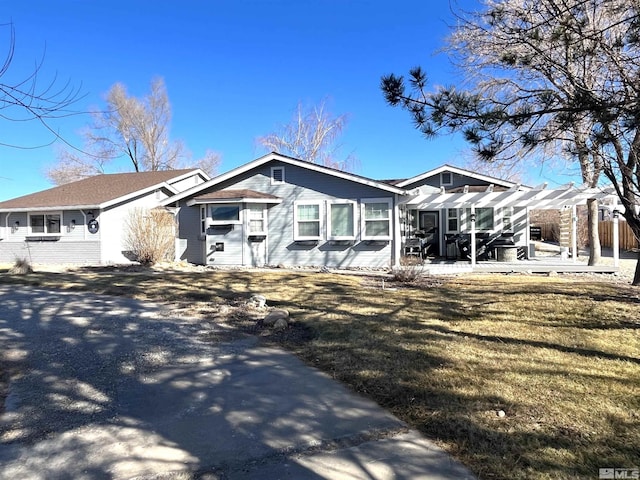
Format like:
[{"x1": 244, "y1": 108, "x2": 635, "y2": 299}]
[{"x1": 0, "y1": 285, "x2": 474, "y2": 479}]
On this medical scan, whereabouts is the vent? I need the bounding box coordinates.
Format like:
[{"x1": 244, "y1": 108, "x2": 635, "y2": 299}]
[{"x1": 271, "y1": 166, "x2": 285, "y2": 184}]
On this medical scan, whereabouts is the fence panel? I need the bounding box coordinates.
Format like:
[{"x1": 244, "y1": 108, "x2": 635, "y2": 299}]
[{"x1": 599, "y1": 221, "x2": 639, "y2": 250}]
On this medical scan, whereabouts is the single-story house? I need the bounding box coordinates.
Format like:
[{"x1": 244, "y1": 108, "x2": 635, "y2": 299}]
[
  {"x1": 1, "y1": 152, "x2": 619, "y2": 268},
  {"x1": 0, "y1": 169, "x2": 208, "y2": 265}
]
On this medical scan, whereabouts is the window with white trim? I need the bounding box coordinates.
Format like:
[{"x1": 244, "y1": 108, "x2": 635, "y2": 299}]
[
  {"x1": 271, "y1": 166, "x2": 285, "y2": 185},
  {"x1": 441, "y1": 172, "x2": 453, "y2": 186},
  {"x1": 447, "y1": 208, "x2": 459, "y2": 232},
  {"x1": 29, "y1": 212, "x2": 61, "y2": 235},
  {"x1": 200, "y1": 205, "x2": 206, "y2": 234},
  {"x1": 210, "y1": 204, "x2": 241, "y2": 224},
  {"x1": 294, "y1": 202, "x2": 322, "y2": 240},
  {"x1": 327, "y1": 201, "x2": 356, "y2": 240},
  {"x1": 248, "y1": 205, "x2": 266, "y2": 234},
  {"x1": 465, "y1": 207, "x2": 494, "y2": 231},
  {"x1": 362, "y1": 198, "x2": 392, "y2": 240}
]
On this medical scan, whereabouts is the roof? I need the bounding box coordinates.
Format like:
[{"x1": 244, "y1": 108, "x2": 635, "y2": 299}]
[
  {"x1": 162, "y1": 152, "x2": 407, "y2": 206},
  {"x1": 189, "y1": 189, "x2": 282, "y2": 205},
  {"x1": 394, "y1": 164, "x2": 520, "y2": 189},
  {"x1": 0, "y1": 169, "x2": 200, "y2": 211}
]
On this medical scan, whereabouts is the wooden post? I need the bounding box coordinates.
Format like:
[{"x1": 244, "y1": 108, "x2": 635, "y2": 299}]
[{"x1": 613, "y1": 209, "x2": 620, "y2": 268}]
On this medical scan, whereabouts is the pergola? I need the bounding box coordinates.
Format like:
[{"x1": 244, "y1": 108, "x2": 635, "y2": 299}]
[{"x1": 398, "y1": 182, "x2": 623, "y2": 266}]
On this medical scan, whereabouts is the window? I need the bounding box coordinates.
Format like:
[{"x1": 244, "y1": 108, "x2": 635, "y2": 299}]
[
  {"x1": 441, "y1": 172, "x2": 453, "y2": 186},
  {"x1": 362, "y1": 198, "x2": 392, "y2": 240},
  {"x1": 447, "y1": 208, "x2": 459, "y2": 232},
  {"x1": 271, "y1": 166, "x2": 285, "y2": 185},
  {"x1": 294, "y1": 202, "x2": 322, "y2": 240},
  {"x1": 465, "y1": 207, "x2": 494, "y2": 231},
  {"x1": 29, "y1": 213, "x2": 61, "y2": 235},
  {"x1": 327, "y1": 201, "x2": 356, "y2": 240},
  {"x1": 502, "y1": 207, "x2": 514, "y2": 231},
  {"x1": 200, "y1": 205, "x2": 206, "y2": 234},
  {"x1": 248, "y1": 205, "x2": 266, "y2": 234},
  {"x1": 210, "y1": 204, "x2": 240, "y2": 223}
]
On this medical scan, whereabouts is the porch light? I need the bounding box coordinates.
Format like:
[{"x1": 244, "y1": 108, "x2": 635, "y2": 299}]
[
  {"x1": 12, "y1": 220, "x2": 19, "y2": 233},
  {"x1": 470, "y1": 213, "x2": 476, "y2": 223},
  {"x1": 69, "y1": 219, "x2": 76, "y2": 231},
  {"x1": 612, "y1": 209, "x2": 620, "y2": 219}
]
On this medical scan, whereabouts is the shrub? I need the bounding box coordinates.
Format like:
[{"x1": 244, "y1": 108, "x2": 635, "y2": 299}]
[
  {"x1": 392, "y1": 255, "x2": 424, "y2": 283},
  {"x1": 9, "y1": 258, "x2": 33, "y2": 274},
  {"x1": 124, "y1": 208, "x2": 175, "y2": 266}
]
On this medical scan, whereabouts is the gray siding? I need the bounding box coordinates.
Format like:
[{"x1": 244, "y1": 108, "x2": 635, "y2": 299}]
[
  {"x1": 205, "y1": 225, "x2": 243, "y2": 265},
  {"x1": 403, "y1": 171, "x2": 496, "y2": 191},
  {"x1": 178, "y1": 161, "x2": 398, "y2": 268},
  {"x1": 176, "y1": 201, "x2": 204, "y2": 264},
  {"x1": 0, "y1": 210, "x2": 102, "y2": 265}
]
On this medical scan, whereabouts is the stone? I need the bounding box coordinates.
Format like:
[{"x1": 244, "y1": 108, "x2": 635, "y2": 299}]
[
  {"x1": 263, "y1": 309, "x2": 289, "y2": 326},
  {"x1": 273, "y1": 318, "x2": 288, "y2": 331},
  {"x1": 497, "y1": 410, "x2": 506, "y2": 418},
  {"x1": 249, "y1": 294, "x2": 267, "y2": 308}
]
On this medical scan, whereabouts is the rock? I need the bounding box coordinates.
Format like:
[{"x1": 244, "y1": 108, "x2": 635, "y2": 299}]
[
  {"x1": 497, "y1": 410, "x2": 506, "y2": 418},
  {"x1": 249, "y1": 294, "x2": 267, "y2": 308},
  {"x1": 273, "y1": 318, "x2": 288, "y2": 331},
  {"x1": 263, "y1": 309, "x2": 289, "y2": 326},
  {"x1": 548, "y1": 271, "x2": 558, "y2": 277}
]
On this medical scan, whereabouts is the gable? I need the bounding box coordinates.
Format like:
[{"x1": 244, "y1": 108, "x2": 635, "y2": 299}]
[{"x1": 396, "y1": 165, "x2": 518, "y2": 192}]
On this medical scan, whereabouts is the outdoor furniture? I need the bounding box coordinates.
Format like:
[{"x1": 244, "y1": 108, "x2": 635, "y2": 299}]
[{"x1": 404, "y1": 238, "x2": 423, "y2": 257}]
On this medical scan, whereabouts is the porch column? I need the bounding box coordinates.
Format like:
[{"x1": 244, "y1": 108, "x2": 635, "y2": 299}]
[
  {"x1": 392, "y1": 196, "x2": 402, "y2": 268},
  {"x1": 470, "y1": 205, "x2": 476, "y2": 266},
  {"x1": 571, "y1": 205, "x2": 578, "y2": 263},
  {"x1": 613, "y1": 209, "x2": 620, "y2": 268}
]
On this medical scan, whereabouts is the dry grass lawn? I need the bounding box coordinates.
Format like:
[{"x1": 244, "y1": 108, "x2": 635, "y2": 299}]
[{"x1": 0, "y1": 266, "x2": 638, "y2": 479}]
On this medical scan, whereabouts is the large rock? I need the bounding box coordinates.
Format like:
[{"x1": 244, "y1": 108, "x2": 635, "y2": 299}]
[
  {"x1": 273, "y1": 318, "x2": 288, "y2": 331},
  {"x1": 263, "y1": 309, "x2": 289, "y2": 326},
  {"x1": 248, "y1": 294, "x2": 267, "y2": 308}
]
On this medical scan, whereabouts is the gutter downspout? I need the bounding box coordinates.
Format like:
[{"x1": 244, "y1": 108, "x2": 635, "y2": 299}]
[{"x1": 392, "y1": 194, "x2": 402, "y2": 268}]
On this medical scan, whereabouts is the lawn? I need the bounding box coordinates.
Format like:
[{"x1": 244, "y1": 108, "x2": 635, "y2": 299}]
[{"x1": 0, "y1": 266, "x2": 638, "y2": 479}]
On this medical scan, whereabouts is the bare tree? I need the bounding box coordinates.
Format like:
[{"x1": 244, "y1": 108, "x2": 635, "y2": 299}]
[
  {"x1": 124, "y1": 207, "x2": 175, "y2": 266},
  {"x1": 0, "y1": 22, "x2": 83, "y2": 149},
  {"x1": 48, "y1": 77, "x2": 221, "y2": 183},
  {"x1": 381, "y1": 0, "x2": 640, "y2": 283},
  {"x1": 257, "y1": 98, "x2": 357, "y2": 171}
]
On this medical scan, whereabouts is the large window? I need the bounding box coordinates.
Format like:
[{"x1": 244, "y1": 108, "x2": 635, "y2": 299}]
[
  {"x1": 328, "y1": 201, "x2": 356, "y2": 240},
  {"x1": 466, "y1": 207, "x2": 494, "y2": 231},
  {"x1": 362, "y1": 198, "x2": 392, "y2": 240},
  {"x1": 29, "y1": 213, "x2": 61, "y2": 234},
  {"x1": 294, "y1": 202, "x2": 322, "y2": 240},
  {"x1": 210, "y1": 204, "x2": 240, "y2": 224}
]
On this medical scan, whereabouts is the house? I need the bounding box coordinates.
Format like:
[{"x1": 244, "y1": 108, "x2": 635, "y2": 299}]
[
  {"x1": 0, "y1": 169, "x2": 208, "y2": 265},
  {"x1": 1, "y1": 152, "x2": 619, "y2": 268}
]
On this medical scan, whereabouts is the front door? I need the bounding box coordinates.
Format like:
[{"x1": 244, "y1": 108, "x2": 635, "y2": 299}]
[
  {"x1": 246, "y1": 204, "x2": 267, "y2": 267},
  {"x1": 419, "y1": 211, "x2": 440, "y2": 257}
]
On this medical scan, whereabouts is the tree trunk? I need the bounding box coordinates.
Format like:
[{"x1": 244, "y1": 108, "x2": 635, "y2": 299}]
[
  {"x1": 634, "y1": 250, "x2": 640, "y2": 287},
  {"x1": 587, "y1": 198, "x2": 601, "y2": 266}
]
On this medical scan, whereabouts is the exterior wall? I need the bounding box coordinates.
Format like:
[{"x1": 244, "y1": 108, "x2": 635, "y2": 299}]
[
  {"x1": 0, "y1": 210, "x2": 101, "y2": 265},
  {"x1": 169, "y1": 173, "x2": 206, "y2": 192},
  {"x1": 99, "y1": 189, "x2": 173, "y2": 264},
  {"x1": 178, "y1": 161, "x2": 399, "y2": 268},
  {"x1": 402, "y1": 171, "x2": 500, "y2": 191},
  {"x1": 176, "y1": 201, "x2": 205, "y2": 265}
]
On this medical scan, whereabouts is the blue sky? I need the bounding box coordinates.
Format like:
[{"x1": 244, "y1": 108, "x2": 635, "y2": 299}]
[{"x1": 0, "y1": 0, "x2": 573, "y2": 201}]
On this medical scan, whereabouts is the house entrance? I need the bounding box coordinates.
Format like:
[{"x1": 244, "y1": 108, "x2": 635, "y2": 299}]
[{"x1": 419, "y1": 211, "x2": 440, "y2": 257}]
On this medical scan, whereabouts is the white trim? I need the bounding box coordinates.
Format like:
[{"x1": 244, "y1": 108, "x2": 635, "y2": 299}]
[
  {"x1": 326, "y1": 200, "x2": 357, "y2": 241},
  {"x1": 271, "y1": 166, "x2": 285, "y2": 185},
  {"x1": 395, "y1": 164, "x2": 520, "y2": 189},
  {"x1": 187, "y1": 197, "x2": 281, "y2": 206},
  {"x1": 247, "y1": 204, "x2": 267, "y2": 235},
  {"x1": 440, "y1": 172, "x2": 453, "y2": 186},
  {"x1": 294, "y1": 200, "x2": 323, "y2": 241},
  {"x1": 209, "y1": 204, "x2": 242, "y2": 225},
  {"x1": 161, "y1": 152, "x2": 406, "y2": 206},
  {"x1": 361, "y1": 197, "x2": 393, "y2": 241},
  {"x1": 27, "y1": 211, "x2": 63, "y2": 236}
]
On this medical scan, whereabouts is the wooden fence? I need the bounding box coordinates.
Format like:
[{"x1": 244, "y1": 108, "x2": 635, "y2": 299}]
[{"x1": 599, "y1": 221, "x2": 639, "y2": 251}]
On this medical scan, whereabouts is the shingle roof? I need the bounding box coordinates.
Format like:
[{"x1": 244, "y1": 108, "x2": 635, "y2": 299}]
[
  {"x1": 0, "y1": 170, "x2": 197, "y2": 210},
  {"x1": 193, "y1": 189, "x2": 281, "y2": 201}
]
